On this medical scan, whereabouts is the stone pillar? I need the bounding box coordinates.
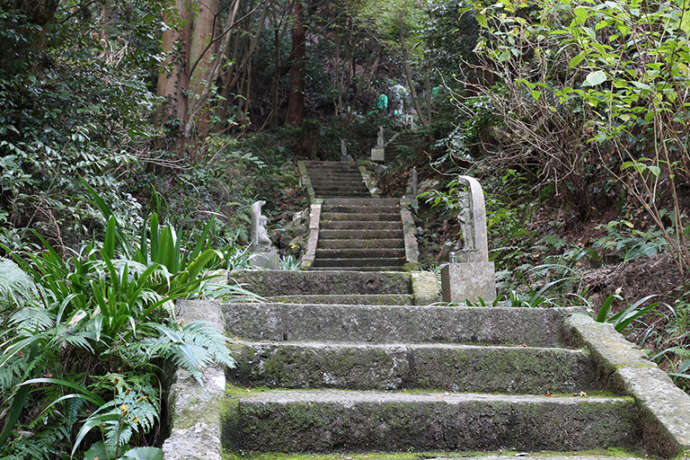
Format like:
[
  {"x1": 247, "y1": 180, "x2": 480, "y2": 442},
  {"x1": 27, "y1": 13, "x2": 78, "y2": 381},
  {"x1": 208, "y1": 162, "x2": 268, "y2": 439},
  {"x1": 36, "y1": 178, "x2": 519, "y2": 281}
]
[
  {"x1": 441, "y1": 262, "x2": 496, "y2": 303},
  {"x1": 371, "y1": 126, "x2": 385, "y2": 162},
  {"x1": 441, "y1": 176, "x2": 496, "y2": 303}
]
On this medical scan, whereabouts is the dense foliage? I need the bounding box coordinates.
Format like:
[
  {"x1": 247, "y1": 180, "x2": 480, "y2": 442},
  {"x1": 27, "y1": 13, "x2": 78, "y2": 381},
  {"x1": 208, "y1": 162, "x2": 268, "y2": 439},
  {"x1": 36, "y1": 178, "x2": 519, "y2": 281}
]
[{"x1": 1, "y1": 0, "x2": 690, "y2": 456}]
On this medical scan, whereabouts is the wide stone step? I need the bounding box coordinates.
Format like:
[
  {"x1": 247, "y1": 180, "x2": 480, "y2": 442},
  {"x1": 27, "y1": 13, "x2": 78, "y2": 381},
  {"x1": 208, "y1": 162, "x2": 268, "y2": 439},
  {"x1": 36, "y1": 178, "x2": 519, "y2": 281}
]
[
  {"x1": 320, "y1": 221, "x2": 402, "y2": 231},
  {"x1": 316, "y1": 192, "x2": 372, "y2": 198},
  {"x1": 310, "y1": 175, "x2": 365, "y2": 181},
  {"x1": 310, "y1": 180, "x2": 367, "y2": 187},
  {"x1": 313, "y1": 186, "x2": 370, "y2": 194},
  {"x1": 323, "y1": 198, "x2": 400, "y2": 206},
  {"x1": 321, "y1": 205, "x2": 400, "y2": 214},
  {"x1": 318, "y1": 238, "x2": 405, "y2": 249},
  {"x1": 312, "y1": 257, "x2": 405, "y2": 268},
  {"x1": 229, "y1": 341, "x2": 598, "y2": 393},
  {"x1": 228, "y1": 270, "x2": 411, "y2": 295},
  {"x1": 321, "y1": 212, "x2": 400, "y2": 221},
  {"x1": 307, "y1": 172, "x2": 363, "y2": 179},
  {"x1": 319, "y1": 229, "x2": 404, "y2": 239},
  {"x1": 265, "y1": 294, "x2": 414, "y2": 305},
  {"x1": 222, "y1": 303, "x2": 579, "y2": 346},
  {"x1": 310, "y1": 266, "x2": 405, "y2": 272},
  {"x1": 314, "y1": 248, "x2": 406, "y2": 259},
  {"x1": 223, "y1": 389, "x2": 640, "y2": 453}
]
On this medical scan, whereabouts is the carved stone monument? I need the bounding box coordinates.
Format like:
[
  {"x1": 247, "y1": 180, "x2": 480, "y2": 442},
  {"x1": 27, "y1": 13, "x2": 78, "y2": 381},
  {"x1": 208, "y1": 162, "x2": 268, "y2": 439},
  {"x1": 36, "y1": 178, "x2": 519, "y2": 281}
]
[
  {"x1": 248, "y1": 200, "x2": 280, "y2": 270},
  {"x1": 371, "y1": 126, "x2": 385, "y2": 162},
  {"x1": 340, "y1": 138, "x2": 353, "y2": 161},
  {"x1": 441, "y1": 176, "x2": 496, "y2": 302}
]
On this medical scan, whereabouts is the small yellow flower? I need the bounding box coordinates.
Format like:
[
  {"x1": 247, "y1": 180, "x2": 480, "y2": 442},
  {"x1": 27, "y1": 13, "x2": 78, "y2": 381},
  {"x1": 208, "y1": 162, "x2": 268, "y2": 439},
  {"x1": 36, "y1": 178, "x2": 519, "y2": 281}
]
[{"x1": 121, "y1": 404, "x2": 128, "y2": 415}]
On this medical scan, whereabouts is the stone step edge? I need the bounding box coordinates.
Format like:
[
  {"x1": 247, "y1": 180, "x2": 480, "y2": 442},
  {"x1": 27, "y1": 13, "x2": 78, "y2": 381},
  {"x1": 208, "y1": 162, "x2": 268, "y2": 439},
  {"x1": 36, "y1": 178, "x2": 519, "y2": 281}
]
[
  {"x1": 223, "y1": 303, "x2": 583, "y2": 347},
  {"x1": 229, "y1": 340, "x2": 597, "y2": 392},
  {"x1": 565, "y1": 313, "x2": 690, "y2": 458},
  {"x1": 266, "y1": 293, "x2": 413, "y2": 305},
  {"x1": 224, "y1": 388, "x2": 640, "y2": 453}
]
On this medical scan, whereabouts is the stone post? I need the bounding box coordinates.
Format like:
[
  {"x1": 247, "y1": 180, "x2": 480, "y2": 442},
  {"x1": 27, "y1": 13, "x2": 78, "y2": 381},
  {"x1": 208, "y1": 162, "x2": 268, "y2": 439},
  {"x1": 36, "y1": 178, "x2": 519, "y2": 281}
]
[
  {"x1": 441, "y1": 176, "x2": 496, "y2": 303},
  {"x1": 371, "y1": 126, "x2": 385, "y2": 162}
]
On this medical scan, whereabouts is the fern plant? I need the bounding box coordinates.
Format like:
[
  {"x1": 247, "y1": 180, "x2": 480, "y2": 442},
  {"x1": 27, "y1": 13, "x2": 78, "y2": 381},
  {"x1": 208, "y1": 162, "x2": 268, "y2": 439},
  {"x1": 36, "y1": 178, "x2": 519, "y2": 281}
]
[{"x1": 0, "y1": 186, "x2": 236, "y2": 457}]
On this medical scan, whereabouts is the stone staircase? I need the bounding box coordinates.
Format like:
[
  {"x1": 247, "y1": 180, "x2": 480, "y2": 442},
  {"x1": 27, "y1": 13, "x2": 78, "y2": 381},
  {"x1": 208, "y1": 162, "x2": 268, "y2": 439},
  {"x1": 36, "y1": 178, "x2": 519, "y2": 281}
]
[
  {"x1": 223, "y1": 273, "x2": 643, "y2": 456},
  {"x1": 301, "y1": 161, "x2": 410, "y2": 271},
  {"x1": 315, "y1": 197, "x2": 406, "y2": 271},
  {"x1": 163, "y1": 160, "x2": 690, "y2": 460},
  {"x1": 303, "y1": 160, "x2": 370, "y2": 197}
]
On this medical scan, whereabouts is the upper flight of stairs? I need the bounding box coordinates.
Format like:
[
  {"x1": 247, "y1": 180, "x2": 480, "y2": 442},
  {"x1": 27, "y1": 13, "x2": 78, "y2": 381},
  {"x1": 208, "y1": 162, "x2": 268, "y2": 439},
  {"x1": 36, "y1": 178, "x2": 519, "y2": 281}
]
[
  {"x1": 302, "y1": 161, "x2": 409, "y2": 271},
  {"x1": 303, "y1": 160, "x2": 370, "y2": 197}
]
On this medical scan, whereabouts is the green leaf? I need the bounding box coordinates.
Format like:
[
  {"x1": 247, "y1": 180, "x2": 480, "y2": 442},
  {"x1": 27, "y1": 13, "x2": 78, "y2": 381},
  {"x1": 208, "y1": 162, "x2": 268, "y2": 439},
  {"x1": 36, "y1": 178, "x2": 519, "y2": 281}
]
[
  {"x1": 121, "y1": 447, "x2": 164, "y2": 460},
  {"x1": 476, "y1": 12, "x2": 487, "y2": 28},
  {"x1": 647, "y1": 166, "x2": 661, "y2": 177},
  {"x1": 574, "y1": 7, "x2": 588, "y2": 24},
  {"x1": 583, "y1": 70, "x2": 608, "y2": 87},
  {"x1": 569, "y1": 52, "x2": 585, "y2": 68}
]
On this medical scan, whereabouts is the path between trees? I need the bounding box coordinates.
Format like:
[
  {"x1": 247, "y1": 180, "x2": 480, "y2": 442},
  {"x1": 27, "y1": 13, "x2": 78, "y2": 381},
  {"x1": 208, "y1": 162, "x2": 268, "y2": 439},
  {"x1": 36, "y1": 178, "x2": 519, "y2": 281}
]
[{"x1": 163, "y1": 161, "x2": 690, "y2": 460}]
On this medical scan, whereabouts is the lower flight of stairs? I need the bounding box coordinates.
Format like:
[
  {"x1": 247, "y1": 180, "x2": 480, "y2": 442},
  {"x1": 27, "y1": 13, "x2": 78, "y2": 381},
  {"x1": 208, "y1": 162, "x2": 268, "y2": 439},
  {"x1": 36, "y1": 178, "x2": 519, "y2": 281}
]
[{"x1": 222, "y1": 270, "x2": 644, "y2": 458}]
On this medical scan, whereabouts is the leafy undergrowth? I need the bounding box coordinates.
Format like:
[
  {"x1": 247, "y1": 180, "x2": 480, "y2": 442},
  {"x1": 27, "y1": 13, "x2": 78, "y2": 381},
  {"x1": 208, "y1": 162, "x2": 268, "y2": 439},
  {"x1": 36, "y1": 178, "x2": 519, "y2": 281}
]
[
  {"x1": 0, "y1": 185, "x2": 257, "y2": 459},
  {"x1": 374, "y1": 130, "x2": 690, "y2": 395}
]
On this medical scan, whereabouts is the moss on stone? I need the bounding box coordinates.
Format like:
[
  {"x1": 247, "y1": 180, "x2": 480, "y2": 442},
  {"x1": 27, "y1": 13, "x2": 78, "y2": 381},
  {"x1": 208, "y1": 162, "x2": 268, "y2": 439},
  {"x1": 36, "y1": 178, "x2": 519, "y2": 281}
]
[{"x1": 221, "y1": 448, "x2": 643, "y2": 460}]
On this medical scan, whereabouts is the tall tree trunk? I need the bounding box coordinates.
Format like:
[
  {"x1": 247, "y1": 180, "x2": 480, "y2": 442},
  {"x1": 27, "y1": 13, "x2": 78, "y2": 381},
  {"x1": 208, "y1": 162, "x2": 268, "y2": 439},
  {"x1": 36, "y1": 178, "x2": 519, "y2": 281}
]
[
  {"x1": 157, "y1": 0, "x2": 192, "y2": 141},
  {"x1": 398, "y1": 11, "x2": 427, "y2": 125},
  {"x1": 189, "y1": 0, "x2": 219, "y2": 140},
  {"x1": 286, "y1": 0, "x2": 305, "y2": 125},
  {"x1": 270, "y1": 26, "x2": 281, "y2": 129}
]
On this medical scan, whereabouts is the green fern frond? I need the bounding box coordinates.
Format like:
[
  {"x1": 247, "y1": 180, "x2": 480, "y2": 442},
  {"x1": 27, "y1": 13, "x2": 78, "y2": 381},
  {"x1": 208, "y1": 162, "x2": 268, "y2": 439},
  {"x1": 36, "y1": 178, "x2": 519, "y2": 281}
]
[{"x1": 9, "y1": 307, "x2": 54, "y2": 334}]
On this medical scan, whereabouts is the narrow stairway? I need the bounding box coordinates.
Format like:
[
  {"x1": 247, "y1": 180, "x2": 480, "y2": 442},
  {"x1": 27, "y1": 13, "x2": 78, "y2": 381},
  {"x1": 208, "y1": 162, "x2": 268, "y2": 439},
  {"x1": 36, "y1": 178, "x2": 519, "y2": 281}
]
[
  {"x1": 304, "y1": 161, "x2": 408, "y2": 271},
  {"x1": 220, "y1": 161, "x2": 646, "y2": 458}
]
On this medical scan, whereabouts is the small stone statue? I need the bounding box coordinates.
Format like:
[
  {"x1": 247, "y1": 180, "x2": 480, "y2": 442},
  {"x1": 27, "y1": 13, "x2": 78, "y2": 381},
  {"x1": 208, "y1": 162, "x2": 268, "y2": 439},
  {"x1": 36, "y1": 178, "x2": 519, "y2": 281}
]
[
  {"x1": 250, "y1": 201, "x2": 272, "y2": 248},
  {"x1": 340, "y1": 138, "x2": 353, "y2": 161},
  {"x1": 458, "y1": 190, "x2": 475, "y2": 254}
]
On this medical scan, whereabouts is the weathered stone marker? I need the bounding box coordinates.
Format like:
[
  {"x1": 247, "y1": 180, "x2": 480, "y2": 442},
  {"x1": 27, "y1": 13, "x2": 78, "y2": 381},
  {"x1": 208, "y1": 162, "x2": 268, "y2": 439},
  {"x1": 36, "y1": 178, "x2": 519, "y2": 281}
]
[
  {"x1": 441, "y1": 175, "x2": 497, "y2": 303},
  {"x1": 248, "y1": 200, "x2": 280, "y2": 269},
  {"x1": 371, "y1": 126, "x2": 385, "y2": 162}
]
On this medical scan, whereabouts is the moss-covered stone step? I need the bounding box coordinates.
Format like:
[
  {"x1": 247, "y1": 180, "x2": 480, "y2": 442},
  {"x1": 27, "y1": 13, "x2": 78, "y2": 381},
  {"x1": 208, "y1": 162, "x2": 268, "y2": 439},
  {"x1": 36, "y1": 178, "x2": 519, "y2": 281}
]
[
  {"x1": 319, "y1": 221, "x2": 402, "y2": 231},
  {"x1": 310, "y1": 179, "x2": 367, "y2": 186},
  {"x1": 318, "y1": 238, "x2": 404, "y2": 249},
  {"x1": 313, "y1": 248, "x2": 406, "y2": 259},
  {"x1": 228, "y1": 270, "x2": 412, "y2": 295},
  {"x1": 228, "y1": 341, "x2": 598, "y2": 393},
  {"x1": 312, "y1": 257, "x2": 405, "y2": 268},
  {"x1": 309, "y1": 266, "x2": 405, "y2": 272},
  {"x1": 323, "y1": 197, "x2": 401, "y2": 206},
  {"x1": 319, "y1": 229, "x2": 404, "y2": 240},
  {"x1": 221, "y1": 451, "x2": 646, "y2": 460},
  {"x1": 222, "y1": 389, "x2": 640, "y2": 453},
  {"x1": 316, "y1": 192, "x2": 372, "y2": 198},
  {"x1": 320, "y1": 212, "x2": 400, "y2": 222},
  {"x1": 321, "y1": 205, "x2": 399, "y2": 214},
  {"x1": 266, "y1": 294, "x2": 413, "y2": 304},
  {"x1": 222, "y1": 303, "x2": 579, "y2": 346}
]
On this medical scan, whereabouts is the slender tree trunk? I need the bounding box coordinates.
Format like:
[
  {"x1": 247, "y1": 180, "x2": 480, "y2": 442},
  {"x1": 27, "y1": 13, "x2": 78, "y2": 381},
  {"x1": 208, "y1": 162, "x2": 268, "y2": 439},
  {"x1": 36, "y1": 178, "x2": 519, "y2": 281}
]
[
  {"x1": 398, "y1": 11, "x2": 427, "y2": 125},
  {"x1": 286, "y1": 0, "x2": 305, "y2": 125},
  {"x1": 157, "y1": 0, "x2": 192, "y2": 142},
  {"x1": 189, "y1": 0, "x2": 219, "y2": 140},
  {"x1": 270, "y1": 26, "x2": 281, "y2": 128}
]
